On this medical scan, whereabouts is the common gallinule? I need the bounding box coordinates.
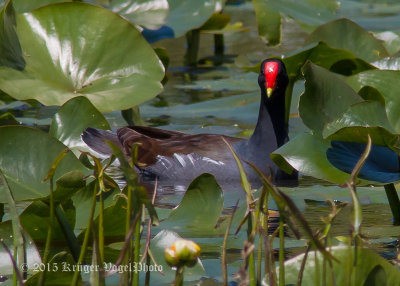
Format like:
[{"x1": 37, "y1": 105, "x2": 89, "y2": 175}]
[
  {"x1": 82, "y1": 59, "x2": 298, "y2": 185},
  {"x1": 327, "y1": 141, "x2": 400, "y2": 183}
]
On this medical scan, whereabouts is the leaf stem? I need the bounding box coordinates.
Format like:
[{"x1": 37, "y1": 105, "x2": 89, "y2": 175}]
[
  {"x1": 278, "y1": 218, "x2": 285, "y2": 286},
  {"x1": 71, "y1": 182, "x2": 98, "y2": 286},
  {"x1": 383, "y1": 183, "x2": 400, "y2": 224}
]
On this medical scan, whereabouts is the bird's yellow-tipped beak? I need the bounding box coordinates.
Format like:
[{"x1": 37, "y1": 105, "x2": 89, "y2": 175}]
[{"x1": 267, "y1": 88, "x2": 273, "y2": 98}]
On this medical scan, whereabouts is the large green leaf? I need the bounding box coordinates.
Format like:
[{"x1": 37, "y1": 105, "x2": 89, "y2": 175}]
[
  {"x1": 299, "y1": 62, "x2": 362, "y2": 135},
  {"x1": 0, "y1": 126, "x2": 88, "y2": 202},
  {"x1": 251, "y1": 0, "x2": 280, "y2": 46},
  {"x1": 266, "y1": 0, "x2": 338, "y2": 30},
  {"x1": 19, "y1": 200, "x2": 73, "y2": 241},
  {"x1": 49, "y1": 96, "x2": 110, "y2": 150},
  {"x1": 166, "y1": 0, "x2": 222, "y2": 38},
  {"x1": 272, "y1": 133, "x2": 350, "y2": 184},
  {"x1": 0, "y1": 1, "x2": 25, "y2": 70},
  {"x1": 323, "y1": 101, "x2": 399, "y2": 147},
  {"x1": 25, "y1": 251, "x2": 79, "y2": 285},
  {"x1": 375, "y1": 31, "x2": 400, "y2": 56},
  {"x1": 166, "y1": 173, "x2": 224, "y2": 231},
  {"x1": 0, "y1": 220, "x2": 41, "y2": 276},
  {"x1": 308, "y1": 18, "x2": 389, "y2": 62},
  {"x1": 281, "y1": 246, "x2": 400, "y2": 285},
  {"x1": 345, "y1": 70, "x2": 400, "y2": 133},
  {"x1": 11, "y1": 0, "x2": 70, "y2": 13},
  {"x1": 108, "y1": 0, "x2": 169, "y2": 30},
  {"x1": 0, "y1": 2, "x2": 164, "y2": 113},
  {"x1": 283, "y1": 42, "x2": 374, "y2": 80}
]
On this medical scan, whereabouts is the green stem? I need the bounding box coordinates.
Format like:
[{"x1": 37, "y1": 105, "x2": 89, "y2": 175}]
[
  {"x1": 222, "y1": 200, "x2": 239, "y2": 286},
  {"x1": 284, "y1": 78, "x2": 295, "y2": 132},
  {"x1": 132, "y1": 208, "x2": 142, "y2": 286},
  {"x1": 257, "y1": 235, "x2": 262, "y2": 284},
  {"x1": 121, "y1": 186, "x2": 133, "y2": 285},
  {"x1": 279, "y1": 218, "x2": 285, "y2": 286},
  {"x1": 71, "y1": 183, "x2": 98, "y2": 286},
  {"x1": 145, "y1": 252, "x2": 151, "y2": 286},
  {"x1": 174, "y1": 266, "x2": 184, "y2": 286},
  {"x1": 185, "y1": 29, "x2": 200, "y2": 67},
  {"x1": 248, "y1": 217, "x2": 256, "y2": 286},
  {"x1": 99, "y1": 191, "x2": 104, "y2": 263},
  {"x1": 55, "y1": 205, "x2": 81, "y2": 262},
  {"x1": 38, "y1": 179, "x2": 55, "y2": 286},
  {"x1": 0, "y1": 171, "x2": 26, "y2": 283},
  {"x1": 384, "y1": 183, "x2": 400, "y2": 224},
  {"x1": 214, "y1": 34, "x2": 224, "y2": 57}
]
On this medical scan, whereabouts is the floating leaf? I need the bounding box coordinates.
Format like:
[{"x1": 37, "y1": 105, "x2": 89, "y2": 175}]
[
  {"x1": 345, "y1": 70, "x2": 400, "y2": 133},
  {"x1": 108, "y1": 0, "x2": 169, "y2": 30},
  {"x1": 0, "y1": 220, "x2": 41, "y2": 276},
  {"x1": 272, "y1": 133, "x2": 350, "y2": 184},
  {"x1": 0, "y1": 2, "x2": 164, "y2": 113},
  {"x1": 374, "y1": 31, "x2": 400, "y2": 55},
  {"x1": 282, "y1": 246, "x2": 400, "y2": 285},
  {"x1": 283, "y1": 42, "x2": 374, "y2": 80},
  {"x1": 0, "y1": 126, "x2": 87, "y2": 202},
  {"x1": 308, "y1": 18, "x2": 389, "y2": 62},
  {"x1": 252, "y1": 0, "x2": 281, "y2": 46},
  {"x1": 299, "y1": 62, "x2": 362, "y2": 135},
  {"x1": 166, "y1": 173, "x2": 224, "y2": 231},
  {"x1": 25, "y1": 251, "x2": 79, "y2": 285},
  {"x1": 11, "y1": 0, "x2": 70, "y2": 13},
  {"x1": 166, "y1": 0, "x2": 221, "y2": 38},
  {"x1": 323, "y1": 101, "x2": 399, "y2": 147},
  {"x1": 49, "y1": 96, "x2": 110, "y2": 150},
  {"x1": 268, "y1": 0, "x2": 338, "y2": 29}
]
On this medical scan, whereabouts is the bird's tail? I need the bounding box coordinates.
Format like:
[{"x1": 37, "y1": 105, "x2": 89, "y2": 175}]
[
  {"x1": 326, "y1": 141, "x2": 400, "y2": 183},
  {"x1": 81, "y1": 127, "x2": 122, "y2": 156}
]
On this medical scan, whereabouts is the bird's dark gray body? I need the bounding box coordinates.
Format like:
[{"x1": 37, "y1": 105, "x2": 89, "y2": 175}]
[{"x1": 81, "y1": 59, "x2": 298, "y2": 188}]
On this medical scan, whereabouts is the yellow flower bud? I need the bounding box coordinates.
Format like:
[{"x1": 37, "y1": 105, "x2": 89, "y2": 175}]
[{"x1": 164, "y1": 239, "x2": 201, "y2": 268}]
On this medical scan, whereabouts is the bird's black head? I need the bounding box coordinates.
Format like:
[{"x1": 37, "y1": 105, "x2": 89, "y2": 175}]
[{"x1": 258, "y1": 58, "x2": 289, "y2": 101}]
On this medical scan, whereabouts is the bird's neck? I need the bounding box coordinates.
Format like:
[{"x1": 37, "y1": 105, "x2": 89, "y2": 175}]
[{"x1": 249, "y1": 93, "x2": 288, "y2": 148}]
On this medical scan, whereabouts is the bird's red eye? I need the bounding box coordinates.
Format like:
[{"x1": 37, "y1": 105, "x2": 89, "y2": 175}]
[{"x1": 264, "y1": 61, "x2": 279, "y2": 89}]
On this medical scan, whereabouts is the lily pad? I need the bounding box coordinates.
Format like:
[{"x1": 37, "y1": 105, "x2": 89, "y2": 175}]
[
  {"x1": 283, "y1": 42, "x2": 374, "y2": 80},
  {"x1": 272, "y1": 133, "x2": 350, "y2": 184},
  {"x1": 166, "y1": 0, "x2": 222, "y2": 38},
  {"x1": 0, "y1": 220, "x2": 41, "y2": 276},
  {"x1": 281, "y1": 246, "x2": 400, "y2": 285},
  {"x1": 345, "y1": 70, "x2": 400, "y2": 132},
  {"x1": 49, "y1": 96, "x2": 110, "y2": 150},
  {"x1": 25, "y1": 251, "x2": 79, "y2": 285},
  {"x1": 251, "y1": 0, "x2": 281, "y2": 46},
  {"x1": 266, "y1": 0, "x2": 338, "y2": 30},
  {"x1": 0, "y1": 2, "x2": 164, "y2": 113},
  {"x1": 374, "y1": 31, "x2": 400, "y2": 56},
  {"x1": 299, "y1": 62, "x2": 362, "y2": 135},
  {"x1": 308, "y1": 18, "x2": 389, "y2": 62},
  {"x1": 10, "y1": 0, "x2": 70, "y2": 13},
  {"x1": 166, "y1": 173, "x2": 224, "y2": 231},
  {"x1": 108, "y1": 0, "x2": 169, "y2": 30},
  {"x1": 323, "y1": 101, "x2": 399, "y2": 147},
  {"x1": 0, "y1": 126, "x2": 87, "y2": 202}
]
